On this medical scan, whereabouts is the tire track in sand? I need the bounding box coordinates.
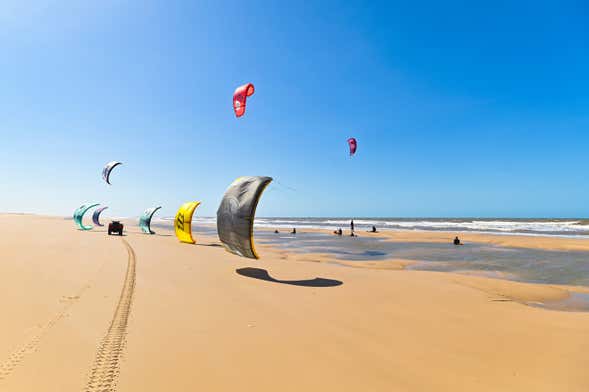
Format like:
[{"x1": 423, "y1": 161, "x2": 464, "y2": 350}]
[{"x1": 84, "y1": 239, "x2": 136, "y2": 392}]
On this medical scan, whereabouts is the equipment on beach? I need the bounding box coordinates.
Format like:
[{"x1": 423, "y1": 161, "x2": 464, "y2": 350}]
[
  {"x1": 347, "y1": 137, "x2": 357, "y2": 156},
  {"x1": 102, "y1": 161, "x2": 123, "y2": 185},
  {"x1": 139, "y1": 206, "x2": 162, "y2": 234},
  {"x1": 73, "y1": 203, "x2": 100, "y2": 230},
  {"x1": 217, "y1": 176, "x2": 272, "y2": 259},
  {"x1": 92, "y1": 206, "x2": 109, "y2": 227},
  {"x1": 233, "y1": 83, "x2": 255, "y2": 117},
  {"x1": 174, "y1": 201, "x2": 201, "y2": 244}
]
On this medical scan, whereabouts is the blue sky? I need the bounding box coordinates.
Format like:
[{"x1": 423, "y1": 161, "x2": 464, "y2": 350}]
[{"x1": 1, "y1": 0, "x2": 587, "y2": 218}]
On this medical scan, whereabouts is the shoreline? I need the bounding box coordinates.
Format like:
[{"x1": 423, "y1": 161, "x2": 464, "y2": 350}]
[
  {"x1": 78, "y1": 217, "x2": 589, "y2": 304},
  {"x1": 28, "y1": 215, "x2": 589, "y2": 293},
  {"x1": 253, "y1": 234, "x2": 589, "y2": 311},
  {"x1": 259, "y1": 226, "x2": 589, "y2": 252}
]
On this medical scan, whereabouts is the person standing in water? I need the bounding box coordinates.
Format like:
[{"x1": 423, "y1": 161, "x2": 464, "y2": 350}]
[{"x1": 350, "y1": 219, "x2": 355, "y2": 236}]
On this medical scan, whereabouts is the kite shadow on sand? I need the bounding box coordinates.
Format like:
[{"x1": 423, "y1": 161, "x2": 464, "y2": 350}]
[{"x1": 236, "y1": 267, "x2": 343, "y2": 287}]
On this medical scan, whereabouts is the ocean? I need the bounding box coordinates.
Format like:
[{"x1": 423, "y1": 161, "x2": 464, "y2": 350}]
[{"x1": 160, "y1": 217, "x2": 589, "y2": 237}]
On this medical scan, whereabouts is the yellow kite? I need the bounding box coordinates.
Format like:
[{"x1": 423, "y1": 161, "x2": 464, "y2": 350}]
[{"x1": 174, "y1": 201, "x2": 201, "y2": 244}]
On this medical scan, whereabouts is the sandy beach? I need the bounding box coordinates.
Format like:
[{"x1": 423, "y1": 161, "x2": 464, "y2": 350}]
[{"x1": 0, "y1": 214, "x2": 588, "y2": 391}]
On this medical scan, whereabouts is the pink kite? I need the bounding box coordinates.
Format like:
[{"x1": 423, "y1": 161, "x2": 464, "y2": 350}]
[
  {"x1": 347, "y1": 137, "x2": 357, "y2": 156},
  {"x1": 233, "y1": 83, "x2": 255, "y2": 117}
]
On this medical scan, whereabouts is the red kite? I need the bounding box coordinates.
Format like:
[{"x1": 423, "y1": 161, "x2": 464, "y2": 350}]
[{"x1": 233, "y1": 83, "x2": 255, "y2": 117}]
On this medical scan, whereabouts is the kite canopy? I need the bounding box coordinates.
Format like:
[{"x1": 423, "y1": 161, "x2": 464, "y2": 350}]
[
  {"x1": 102, "y1": 161, "x2": 122, "y2": 185},
  {"x1": 347, "y1": 138, "x2": 357, "y2": 156},
  {"x1": 73, "y1": 203, "x2": 100, "y2": 230},
  {"x1": 92, "y1": 206, "x2": 109, "y2": 227},
  {"x1": 174, "y1": 202, "x2": 201, "y2": 244},
  {"x1": 233, "y1": 83, "x2": 255, "y2": 117},
  {"x1": 217, "y1": 176, "x2": 272, "y2": 259},
  {"x1": 139, "y1": 206, "x2": 162, "y2": 234}
]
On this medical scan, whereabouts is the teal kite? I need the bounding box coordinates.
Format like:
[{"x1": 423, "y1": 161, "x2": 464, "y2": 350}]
[
  {"x1": 139, "y1": 206, "x2": 162, "y2": 234},
  {"x1": 73, "y1": 204, "x2": 100, "y2": 230}
]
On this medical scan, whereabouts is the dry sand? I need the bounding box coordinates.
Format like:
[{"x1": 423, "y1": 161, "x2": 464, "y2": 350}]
[{"x1": 0, "y1": 214, "x2": 587, "y2": 391}]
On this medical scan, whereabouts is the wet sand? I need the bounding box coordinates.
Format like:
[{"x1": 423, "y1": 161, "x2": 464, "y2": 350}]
[
  {"x1": 356, "y1": 228, "x2": 589, "y2": 252},
  {"x1": 0, "y1": 215, "x2": 588, "y2": 391},
  {"x1": 254, "y1": 229, "x2": 589, "y2": 289}
]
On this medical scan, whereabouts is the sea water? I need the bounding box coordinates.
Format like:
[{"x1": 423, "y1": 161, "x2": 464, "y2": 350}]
[{"x1": 160, "y1": 217, "x2": 589, "y2": 237}]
